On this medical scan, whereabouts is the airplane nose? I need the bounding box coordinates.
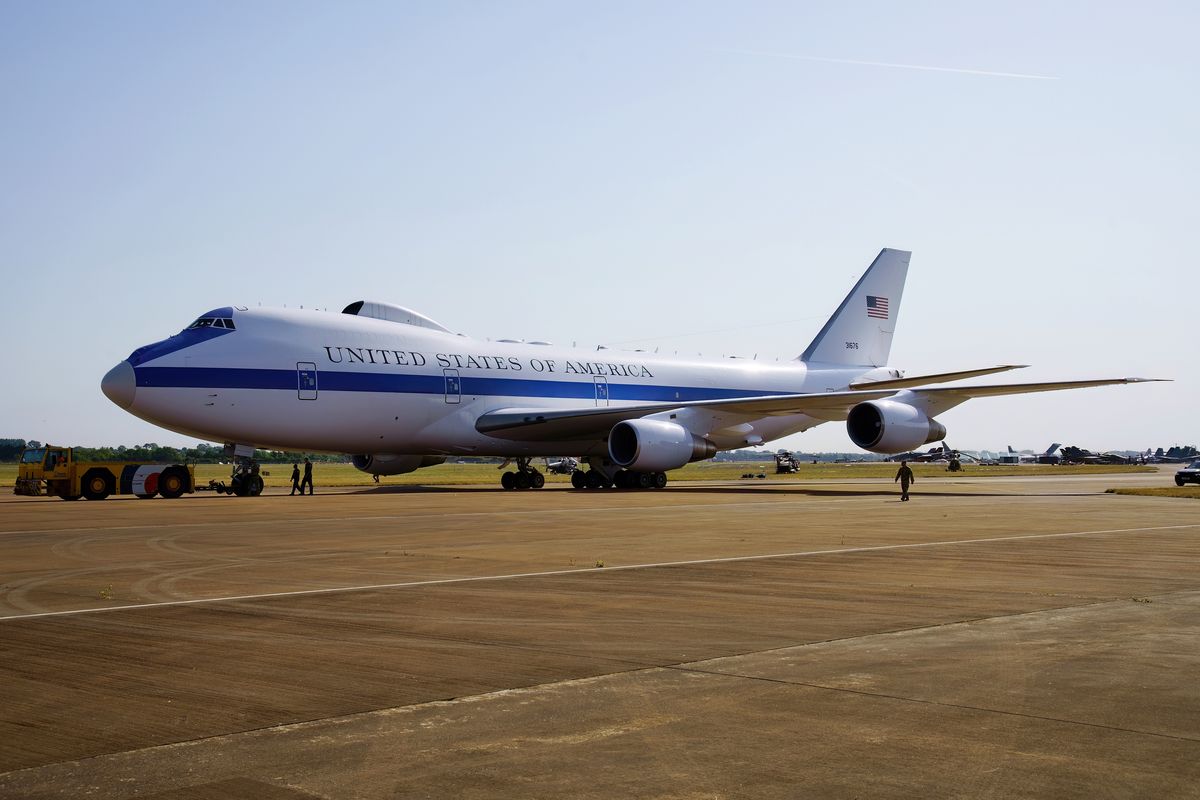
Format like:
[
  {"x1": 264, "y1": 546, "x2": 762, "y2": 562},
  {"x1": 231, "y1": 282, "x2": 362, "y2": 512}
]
[{"x1": 101, "y1": 361, "x2": 136, "y2": 409}]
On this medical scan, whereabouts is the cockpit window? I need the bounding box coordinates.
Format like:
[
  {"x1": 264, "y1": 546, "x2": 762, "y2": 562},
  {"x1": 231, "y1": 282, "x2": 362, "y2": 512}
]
[{"x1": 187, "y1": 317, "x2": 235, "y2": 330}]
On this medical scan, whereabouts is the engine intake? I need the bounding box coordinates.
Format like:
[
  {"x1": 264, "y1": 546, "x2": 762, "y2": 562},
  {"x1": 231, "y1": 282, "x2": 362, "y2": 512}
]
[
  {"x1": 609, "y1": 419, "x2": 716, "y2": 472},
  {"x1": 351, "y1": 454, "x2": 447, "y2": 476},
  {"x1": 846, "y1": 400, "x2": 947, "y2": 454}
]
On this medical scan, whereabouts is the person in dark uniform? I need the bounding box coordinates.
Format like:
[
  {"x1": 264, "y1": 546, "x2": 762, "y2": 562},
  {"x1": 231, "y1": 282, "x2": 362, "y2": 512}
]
[
  {"x1": 300, "y1": 457, "x2": 314, "y2": 495},
  {"x1": 894, "y1": 460, "x2": 915, "y2": 501},
  {"x1": 290, "y1": 463, "x2": 301, "y2": 495}
]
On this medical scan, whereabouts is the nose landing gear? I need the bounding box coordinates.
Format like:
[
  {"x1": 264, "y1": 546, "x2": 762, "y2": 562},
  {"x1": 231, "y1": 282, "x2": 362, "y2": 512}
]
[{"x1": 214, "y1": 458, "x2": 263, "y2": 496}]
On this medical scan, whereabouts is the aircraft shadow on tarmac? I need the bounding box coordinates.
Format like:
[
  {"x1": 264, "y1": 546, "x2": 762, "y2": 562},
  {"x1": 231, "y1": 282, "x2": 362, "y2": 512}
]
[{"x1": 347, "y1": 484, "x2": 1099, "y2": 499}]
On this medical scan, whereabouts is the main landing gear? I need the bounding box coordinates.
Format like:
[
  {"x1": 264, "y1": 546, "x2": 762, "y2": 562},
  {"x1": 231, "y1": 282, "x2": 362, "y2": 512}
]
[
  {"x1": 571, "y1": 468, "x2": 668, "y2": 490},
  {"x1": 500, "y1": 457, "x2": 546, "y2": 491}
]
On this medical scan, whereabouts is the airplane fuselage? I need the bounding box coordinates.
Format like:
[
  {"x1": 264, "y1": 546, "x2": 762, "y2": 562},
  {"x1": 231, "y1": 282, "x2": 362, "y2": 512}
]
[{"x1": 108, "y1": 306, "x2": 869, "y2": 457}]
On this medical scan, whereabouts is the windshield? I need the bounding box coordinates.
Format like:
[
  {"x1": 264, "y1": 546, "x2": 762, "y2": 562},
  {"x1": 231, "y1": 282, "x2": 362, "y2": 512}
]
[
  {"x1": 186, "y1": 317, "x2": 236, "y2": 331},
  {"x1": 1188, "y1": 460, "x2": 1200, "y2": 469},
  {"x1": 21, "y1": 448, "x2": 45, "y2": 464}
]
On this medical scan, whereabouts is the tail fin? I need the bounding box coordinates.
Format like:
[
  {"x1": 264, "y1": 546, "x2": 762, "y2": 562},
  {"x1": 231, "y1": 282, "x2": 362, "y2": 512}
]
[
  {"x1": 1045, "y1": 443, "x2": 1061, "y2": 456},
  {"x1": 799, "y1": 248, "x2": 910, "y2": 366}
]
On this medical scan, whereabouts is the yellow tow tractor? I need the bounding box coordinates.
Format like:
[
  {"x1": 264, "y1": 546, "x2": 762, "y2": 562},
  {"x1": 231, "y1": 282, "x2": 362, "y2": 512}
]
[{"x1": 14, "y1": 445, "x2": 195, "y2": 501}]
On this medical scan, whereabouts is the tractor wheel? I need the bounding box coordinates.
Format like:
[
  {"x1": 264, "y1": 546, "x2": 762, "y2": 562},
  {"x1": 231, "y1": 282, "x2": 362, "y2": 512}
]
[
  {"x1": 82, "y1": 470, "x2": 112, "y2": 501},
  {"x1": 159, "y1": 467, "x2": 188, "y2": 499}
]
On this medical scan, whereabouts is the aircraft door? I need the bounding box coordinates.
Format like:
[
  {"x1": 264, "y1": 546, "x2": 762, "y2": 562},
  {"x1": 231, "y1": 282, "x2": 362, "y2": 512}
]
[
  {"x1": 444, "y1": 369, "x2": 461, "y2": 404},
  {"x1": 297, "y1": 362, "x2": 318, "y2": 400},
  {"x1": 594, "y1": 376, "x2": 610, "y2": 406}
]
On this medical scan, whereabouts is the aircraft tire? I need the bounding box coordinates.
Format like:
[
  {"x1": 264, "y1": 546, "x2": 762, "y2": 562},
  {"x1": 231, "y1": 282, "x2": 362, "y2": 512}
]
[
  {"x1": 247, "y1": 475, "x2": 264, "y2": 496},
  {"x1": 585, "y1": 471, "x2": 603, "y2": 489},
  {"x1": 501, "y1": 471, "x2": 516, "y2": 490},
  {"x1": 637, "y1": 472, "x2": 653, "y2": 489},
  {"x1": 653, "y1": 472, "x2": 667, "y2": 489},
  {"x1": 570, "y1": 470, "x2": 586, "y2": 489},
  {"x1": 515, "y1": 471, "x2": 531, "y2": 490},
  {"x1": 531, "y1": 471, "x2": 545, "y2": 489}
]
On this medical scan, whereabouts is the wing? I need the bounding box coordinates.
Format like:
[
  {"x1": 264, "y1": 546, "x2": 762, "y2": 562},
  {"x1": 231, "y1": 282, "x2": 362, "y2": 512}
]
[
  {"x1": 905, "y1": 377, "x2": 1166, "y2": 417},
  {"x1": 475, "y1": 389, "x2": 901, "y2": 442},
  {"x1": 475, "y1": 377, "x2": 1165, "y2": 443}
]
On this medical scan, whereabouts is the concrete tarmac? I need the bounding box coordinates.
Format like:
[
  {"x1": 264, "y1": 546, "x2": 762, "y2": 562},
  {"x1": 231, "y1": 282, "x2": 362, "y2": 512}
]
[{"x1": 1, "y1": 469, "x2": 1198, "y2": 798}]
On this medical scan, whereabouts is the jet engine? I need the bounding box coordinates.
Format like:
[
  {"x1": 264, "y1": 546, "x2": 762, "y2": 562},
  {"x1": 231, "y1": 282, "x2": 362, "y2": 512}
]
[
  {"x1": 351, "y1": 454, "x2": 447, "y2": 476},
  {"x1": 846, "y1": 400, "x2": 947, "y2": 454},
  {"x1": 608, "y1": 419, "x2": 717, "y2": 472}
]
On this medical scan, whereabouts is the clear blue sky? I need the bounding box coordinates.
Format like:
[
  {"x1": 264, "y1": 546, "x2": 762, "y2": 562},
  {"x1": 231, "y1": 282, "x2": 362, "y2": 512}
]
[{"x1": 2, "y1": 1, "x2": 1195, "y2": 452}]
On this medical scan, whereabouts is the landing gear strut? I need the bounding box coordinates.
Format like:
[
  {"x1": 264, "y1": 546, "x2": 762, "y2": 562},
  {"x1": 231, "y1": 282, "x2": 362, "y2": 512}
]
[
  {"x1": 571, "y1": 462, "x2": 668, "y2": 490},
  {"x1": 500, "y1": 457, "x2": 546, "y2": 491},
  {"x1": 224, "y1": 458, "x2": 264, "y2": 497}
]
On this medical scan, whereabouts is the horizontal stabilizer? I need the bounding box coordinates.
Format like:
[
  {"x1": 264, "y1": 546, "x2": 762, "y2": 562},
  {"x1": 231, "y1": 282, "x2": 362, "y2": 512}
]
[{"x1": 850, "y1": 365, "x2": 1028, "y2": 390}]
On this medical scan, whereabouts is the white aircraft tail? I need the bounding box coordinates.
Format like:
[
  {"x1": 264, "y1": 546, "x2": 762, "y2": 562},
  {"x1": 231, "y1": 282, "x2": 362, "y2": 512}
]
[{"x1": 799, "y1": 248, "x2": 910, "y2": 367}]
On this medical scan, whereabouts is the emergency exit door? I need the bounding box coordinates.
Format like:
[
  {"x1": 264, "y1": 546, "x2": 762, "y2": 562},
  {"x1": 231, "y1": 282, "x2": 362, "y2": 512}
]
[
  {"x1": 297, "y1": 362, "x2": 318, "y2": 400},
  {"x1": 594, "y1": 376, "x2": 610, "y2": 406},
  {"x1": 444, "y1": 369, "x2": 461, "y2": 404}
]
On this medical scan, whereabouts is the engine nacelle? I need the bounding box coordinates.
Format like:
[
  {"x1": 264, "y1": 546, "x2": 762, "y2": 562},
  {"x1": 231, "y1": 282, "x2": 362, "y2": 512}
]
[
  {"x1": 351, "y1": 454, "x2": 447, "y2": 476},
  {"x1": 608, "y1": 419, "x2": 717, "y2": 472},
  {"x1": 846, "y1": 400, "x2": 947, "y2": 454}
]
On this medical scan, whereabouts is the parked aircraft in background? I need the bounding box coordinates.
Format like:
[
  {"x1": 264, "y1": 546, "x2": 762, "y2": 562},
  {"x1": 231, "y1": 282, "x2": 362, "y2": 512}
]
[
  {"x1": 102, "y1": 248, "x2": 1161, "y2": 493},
  {"x1": 545, "y1": 457, "x2": 580, "y2": 475},
  {"x1": 1143, "y1": 448, "x2": 1196, "y2": 464},
  {"x1": 996, "y1": 444, "x2": 1062, "y2": 465},
  {"x1": 1058, "y1": 446, "x2": 1133, "y2": 465}
]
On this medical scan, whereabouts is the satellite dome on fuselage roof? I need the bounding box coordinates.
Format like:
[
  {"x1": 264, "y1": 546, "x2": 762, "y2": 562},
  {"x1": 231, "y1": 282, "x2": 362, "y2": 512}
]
[{"x1": 342, "y1": 301, "x2": 452, "y2": 333}]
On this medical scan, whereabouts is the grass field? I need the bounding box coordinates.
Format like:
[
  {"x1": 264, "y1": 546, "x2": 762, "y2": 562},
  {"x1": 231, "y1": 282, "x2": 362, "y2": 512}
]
[
  {"x1": 1106, "y1": 486, "x2": 1200, "y2": 499},
  {"x1": 2, "y1": 460, "x2": 1157, "y2": 490}
]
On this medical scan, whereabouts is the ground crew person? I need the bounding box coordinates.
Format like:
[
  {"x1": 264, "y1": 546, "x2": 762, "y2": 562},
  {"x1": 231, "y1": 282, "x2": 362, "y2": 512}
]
[
  {"x1": 894, "y1": 460, "x2": 915, "y2": 501},
  {"x1": 290, "y1": 463, "x2": 301, "y2": 495},
  {"x1": 300, "y1": 457, "x2": 314, "y2": 495}
]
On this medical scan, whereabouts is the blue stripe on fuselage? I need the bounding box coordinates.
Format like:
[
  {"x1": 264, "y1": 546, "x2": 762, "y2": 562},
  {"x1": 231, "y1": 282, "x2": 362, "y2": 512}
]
[{"x1": 133, "y1": 367, "x2": 793, "y2": 402}]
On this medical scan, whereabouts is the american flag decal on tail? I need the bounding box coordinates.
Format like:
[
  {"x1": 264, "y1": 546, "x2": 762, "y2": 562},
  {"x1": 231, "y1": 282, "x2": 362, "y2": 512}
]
[{"x1": 866, "y1": 295, "x2": 889, "y2": 319}]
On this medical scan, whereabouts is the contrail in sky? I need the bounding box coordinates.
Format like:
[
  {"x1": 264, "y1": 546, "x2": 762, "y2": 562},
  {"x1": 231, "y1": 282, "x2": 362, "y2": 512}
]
[{"x1": 722, "y1": 48, "x2": 1059, "y2": 80}]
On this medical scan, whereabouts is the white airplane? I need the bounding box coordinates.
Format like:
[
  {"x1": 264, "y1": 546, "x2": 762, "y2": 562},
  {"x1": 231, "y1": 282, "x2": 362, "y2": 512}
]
[{"x1": 101, "y1": 248, "x2": 1159, "y2": 493}]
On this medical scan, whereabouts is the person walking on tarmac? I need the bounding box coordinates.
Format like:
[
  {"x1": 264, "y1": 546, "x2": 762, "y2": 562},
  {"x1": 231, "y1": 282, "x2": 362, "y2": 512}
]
[
  {"x1": 894, "y1": 460, "x2": 915, "y2": 501},
  {"x1": 300, "y1": 457, "x2": 314, "y2": 495},
  {"x1": 290, "y1": 463, "x2": 301, "y2": 496}
]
